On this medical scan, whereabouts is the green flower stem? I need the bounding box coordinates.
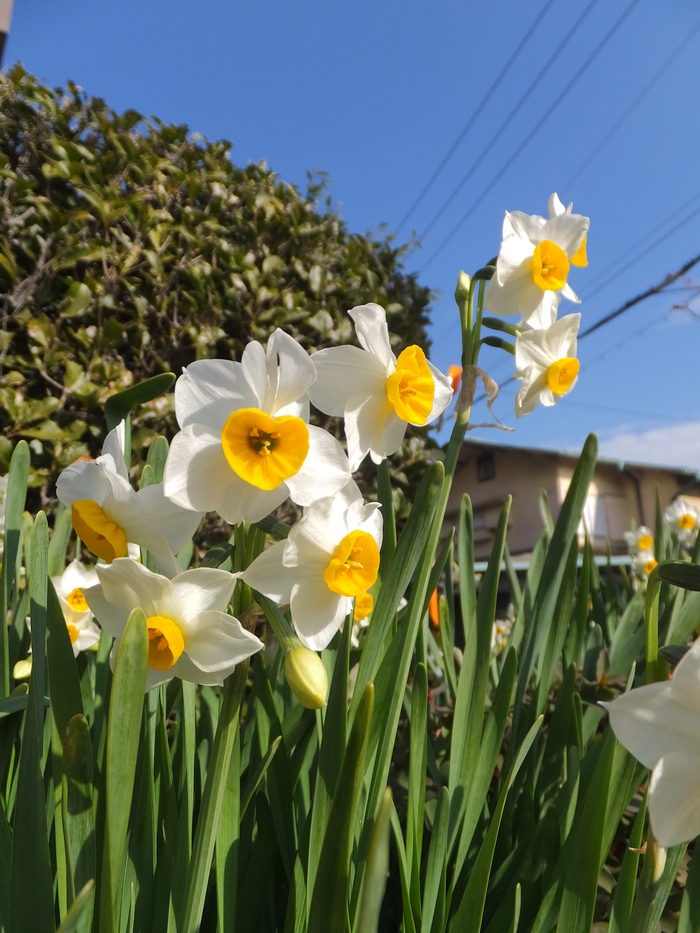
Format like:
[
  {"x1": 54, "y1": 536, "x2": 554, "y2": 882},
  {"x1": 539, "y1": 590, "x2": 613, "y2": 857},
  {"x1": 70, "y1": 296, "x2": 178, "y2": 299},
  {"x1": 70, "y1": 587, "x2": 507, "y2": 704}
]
[{"x1": 255, "y1": 592, "x2": 302, "y2": 655}]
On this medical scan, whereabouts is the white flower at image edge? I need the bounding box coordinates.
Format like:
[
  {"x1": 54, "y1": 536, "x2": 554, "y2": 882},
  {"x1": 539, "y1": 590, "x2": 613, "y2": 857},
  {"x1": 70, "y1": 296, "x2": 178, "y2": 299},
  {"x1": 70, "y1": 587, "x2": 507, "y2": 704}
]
[
  {"x1": 241, "y1": 481, "x2": 383, "y2": 650},
  {"x1": 664, "y1": 498, "x2": 699, "y2": 547},
  {"x1": 485, "y1": 193, "x2": 589, "y2": 329},
  {"x1": 52, "y1": 560, "x2": 101, "y2": 655},
  {"x1": 602, "y1": 638, "x2": 700, "y2": 848},
  {"x1": 84, "y1": 559, "x2": 263, "y2": 691},
  {"x1": 513, "y1": 313, "x2": 581, "y2": 417},
  {"x1": 163, "y1": 329, "x2": 350, "y2": 524},
  {"x1": 308, "y1": 303, "x2": 453, "y2": 471},
  {"x1": 56, "y1": 421, "x2": 202, "y2": 577}
]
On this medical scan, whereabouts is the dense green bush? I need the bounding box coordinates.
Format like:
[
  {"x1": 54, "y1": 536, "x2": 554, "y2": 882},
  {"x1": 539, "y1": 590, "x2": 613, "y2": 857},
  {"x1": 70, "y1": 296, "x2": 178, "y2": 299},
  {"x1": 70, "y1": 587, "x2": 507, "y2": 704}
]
[{"x1": 0, "y1": 65, "x2": 439, "y2": 510}]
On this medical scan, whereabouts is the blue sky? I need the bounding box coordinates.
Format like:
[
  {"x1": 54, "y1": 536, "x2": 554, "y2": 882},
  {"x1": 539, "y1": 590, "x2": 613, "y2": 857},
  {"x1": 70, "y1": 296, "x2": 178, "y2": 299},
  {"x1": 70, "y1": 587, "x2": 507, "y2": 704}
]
[{"x1": 7, "y1": 0, "x2": 700, "y2": 468}]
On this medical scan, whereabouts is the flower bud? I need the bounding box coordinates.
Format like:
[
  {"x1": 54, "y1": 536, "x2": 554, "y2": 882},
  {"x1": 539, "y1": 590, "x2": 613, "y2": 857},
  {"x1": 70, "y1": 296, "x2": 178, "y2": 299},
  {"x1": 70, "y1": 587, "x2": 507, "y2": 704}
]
[
  {"x1": 285, "y1": 646, "x2": 328, "y2": 709},
  {"x1": 454, "y1": 270, "x2": 471, "y2": 305}
]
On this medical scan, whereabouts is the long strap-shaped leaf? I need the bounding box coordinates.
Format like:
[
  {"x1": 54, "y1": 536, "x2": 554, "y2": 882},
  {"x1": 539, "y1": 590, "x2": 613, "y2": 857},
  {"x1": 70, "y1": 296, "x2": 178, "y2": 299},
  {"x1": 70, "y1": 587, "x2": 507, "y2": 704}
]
[
  {"x1": 0, "y1": 440, "x2": 29, "y2": 697},
  {"x1": 98, "y1": 607, "x2": 148, "y2": 933},
  {"x1": 308, "y1": 683, "x2": 374, "y2": 933},
  {"x1": 62, "y1": 714, "x2": 96, "y2": 933}
]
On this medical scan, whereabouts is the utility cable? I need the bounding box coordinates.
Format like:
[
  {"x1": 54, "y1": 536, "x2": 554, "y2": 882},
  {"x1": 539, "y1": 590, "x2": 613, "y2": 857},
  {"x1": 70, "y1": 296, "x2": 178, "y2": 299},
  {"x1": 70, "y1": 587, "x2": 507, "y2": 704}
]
[
  {"x1": 419, "y1": 0, "x2": 645, "y2": 273},
  {"x1": 395, "y1": 0, "x2": 559, "y2": 234},
  {"x1": 418, "y1": 0, "x2": 602, "y2": 241}
]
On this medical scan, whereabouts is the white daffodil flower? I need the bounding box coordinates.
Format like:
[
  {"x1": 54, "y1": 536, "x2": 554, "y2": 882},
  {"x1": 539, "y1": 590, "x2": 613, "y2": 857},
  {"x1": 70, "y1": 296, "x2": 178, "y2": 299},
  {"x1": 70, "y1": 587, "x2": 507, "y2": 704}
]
[
  {"x1": 602, "y1": 637, "x2": 700, "y2": 848},
  {"x1": 56, "y1": 421, "x2": 201, "y2": 578},
  {"x1": 625, "y1": 525, "x2": 655, "y2": 555},
  {"x1": 51, "y1": 560, "x2": 101, "y2": 655},
  {"x1": 664, "y1": 497, "x2": 699, "y2": 547},
  {"x1": 84, "y1": 558, "x2": 263, "y2": 691},
  {"x1": 632, "y1": 548, "x2": 657, "y2": 579},
  {"x1": 513, "y1": 313, "x2": 581, "y2": 417},
  {"x1": 308, "y1": 304, "x2": 453, "y2": 471},
  {"x1": 163, "y1": 329, "x2": 350, "y2": 525},
  {"x1": 486, "y1": 193, "x2": 589, "y2": 328},
  {"x1": 241, "y1": 480, "x2": 383, "y2": 651}
]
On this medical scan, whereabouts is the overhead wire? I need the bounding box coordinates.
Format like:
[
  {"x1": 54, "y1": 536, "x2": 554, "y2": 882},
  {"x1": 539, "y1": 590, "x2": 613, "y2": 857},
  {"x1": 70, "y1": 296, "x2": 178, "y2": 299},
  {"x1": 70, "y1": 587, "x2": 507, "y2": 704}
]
[
  {"x1": 417, "y1": 0, "x2": 602, "y2": 242},
  {"x1": 395, "y1": 0, "x2": 559, "y2": 235},
  {"x1": 419, "y1": 0, "x2": 645, "y2": 273}
]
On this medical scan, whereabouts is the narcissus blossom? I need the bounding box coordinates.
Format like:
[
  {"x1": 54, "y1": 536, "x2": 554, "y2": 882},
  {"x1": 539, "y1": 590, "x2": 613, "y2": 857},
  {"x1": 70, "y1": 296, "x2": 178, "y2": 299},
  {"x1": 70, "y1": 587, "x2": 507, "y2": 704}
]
[
  {"x1": 664, "y1": 498, "x2": 699, "y2": 547},
  {"x1": 163, "y1": 329, "x2": 350, "y2": 524},
  {"x1": 513, "y1": 314, "x2": 581, "y2": 417},
  {"x1": 602, "y1": 637, "x2": 700, "y2": 848},
  {"x1": 308, "y1": 304, "x2": 453, "y2": 471},
  {"x1": 485, "y1": 194, "x2": 589, "y2": 328},
  {"x1": 625, "y1": 525, "x2": 655, "y2": 555},
  {"x1": 84, "y1": 558, "x2": 263, "y2": 691},
  {"x1": 56, "y1": 422, "x2": 201, "y2": 578},
  {"x1": 632, "y1": 549, "x2": 657, "y2": 579},
  {"x1": 241, "y1": 481, "x2": 382, "y2": 650},
  {"x1": 52, "y1": 560, "x2": 101, "y2": 655}
]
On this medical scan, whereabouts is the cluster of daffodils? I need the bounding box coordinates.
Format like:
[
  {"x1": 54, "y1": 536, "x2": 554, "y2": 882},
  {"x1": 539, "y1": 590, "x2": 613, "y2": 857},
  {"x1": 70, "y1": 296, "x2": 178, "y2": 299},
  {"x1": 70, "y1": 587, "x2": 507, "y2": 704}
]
[
  {"x1": 51, "y1": 306, "x2": 454, "y2": 693},
  {"x1": 625, "y1": 525, "x2": 657, "y2": 579},
  {"x1": 486, "y1": 193, "x2": 589, "y2": 417}
]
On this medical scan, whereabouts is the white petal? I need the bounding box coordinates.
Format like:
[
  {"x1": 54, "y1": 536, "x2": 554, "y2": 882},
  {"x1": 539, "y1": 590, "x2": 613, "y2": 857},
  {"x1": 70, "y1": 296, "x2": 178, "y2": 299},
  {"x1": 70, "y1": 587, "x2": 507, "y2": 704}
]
[
  {"x1": 219, "y1": 475, "x2": 288, "y2": 525},
  {"x1": 548, "y1": 193, "x2": 566, "y2": 217},
  {"x1": 100, "y1": 421, "x2": 129, "y2": 480},
  {"x1": 602, "y1": 681, "x2": 700, "y2": 770},
  {"x1": 648, "y1": 751, "x2": 700, "y2": 848},
  {"x1": 241, "y1": 540, "x2": 296, "y2": 603},
  {"x1": 94, "y1": 558, "x2": 173, "y2": 620},
  {"x1": 543, "y1": 212, "x2": 589, "y2": 256},
  {"x1": 285, "y1": 426, "x2": 350, "y2": 506},
  {"x1": 240, "y1": 340, "x2": 269, "y2": 409},
  {"x1": 175, "y1": 359, "x2": 255, "y2": 430},
  {"x1": 515, "y1": 371, "x2": 548, "y2": 418},
  {"x1": 168, "y1": 568, "x2": 235, "y2": 620},
  {"x1": 163, "y1": 425, "x2": 234, "y2": 514},
  {"x1": 349, "y1": 304, "x2": 396, "y2": 370},
  {"x1": 266, "y1": 329, "x2": 317, "y2": 414},
  {"x1": 559, "y1": 282, "x2": 580, "y2": 304},
  {"x1": 84, "y1": 584, "x2": 129, "y2": 637},
  {"x1": 345, "y1": 393, "x2": 394, "y2": 472},
  {"x1": 309, "y1": 345, "x2": 388, "y2": 416},
  {"x1": 377, "y1": 410, "x2": 408, "y2": 462},
  {"x1": 290, "y1": 578, "x2": 350, "y2": 650},
  {"x1": 503, "y1": 210, "x2": 545, "y2": 244},
  {"x1": 496, "y1": 233, "x2": 536, "y2": 281},
  {"x1": 486, "y1": 269, "x2": 558, "y2": 327},
  {"x1": 425, "y1": 362, "x2": 454, "y2": 423},
  {"x1": 56, "y1": 460, "x2": 115, "y2": 509},
  {"x1": 181, "y1": 610, "x2": 263, "y2": 672},
  {"x1": 134, "y1": 485, "x2": 202, "y2": 553}
]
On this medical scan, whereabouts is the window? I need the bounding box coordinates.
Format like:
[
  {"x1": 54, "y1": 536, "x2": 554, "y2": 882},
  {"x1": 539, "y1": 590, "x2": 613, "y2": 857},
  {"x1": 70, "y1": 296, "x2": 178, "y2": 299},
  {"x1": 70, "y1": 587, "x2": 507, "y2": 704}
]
[{"x1": 477, "y1": 452, "x2": 495, "y2": 482}]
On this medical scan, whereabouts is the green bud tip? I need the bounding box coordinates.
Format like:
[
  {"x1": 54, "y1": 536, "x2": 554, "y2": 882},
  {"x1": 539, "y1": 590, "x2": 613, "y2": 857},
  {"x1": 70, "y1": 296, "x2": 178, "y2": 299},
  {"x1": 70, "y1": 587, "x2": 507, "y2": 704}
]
[
  {"x1": 454, "y1": 270, "x2": 471, "y2": 304},
  {"x1": 284, "y1": 646, "x2": 328, "y2": 709}
]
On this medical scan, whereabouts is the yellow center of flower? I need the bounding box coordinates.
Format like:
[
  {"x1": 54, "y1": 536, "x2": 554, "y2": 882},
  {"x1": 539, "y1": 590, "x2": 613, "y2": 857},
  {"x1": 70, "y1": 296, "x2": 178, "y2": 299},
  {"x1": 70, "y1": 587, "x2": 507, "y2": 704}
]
[
  {"x1": 644, "y1": 559, "x2": 658, "y2": 575},
  {"x1": 71, "y1": 500, "x2": 129, "y2": 563},
  {"x1": 532, "y1": 239, "x2": 570, "y2": 291},
  {"x1": 66, "y1": 587, "x2": 89, "y2": 612},
  {"x1": 66, "y1": 623, "x2": 79, "y2": 645},
  {"x1": 570, "y1": 235, "x2": 588, "y2": 268},
  {"x1": 637, "y1": 534, "x2": 653, "y2": 551},
  {"x1": 680, "y1": 514, "x2": 696, "y2": 530},
  {"x1": 324, "y1": 530, "x2": 380, "y2": 597},
  {"x1": 220, "y1": 408, "x2": 309, "y2": 491},
  {"x1": 386, "y1": 346, "x2": 435, "y2": 425},
  {"x1": 354, "y1": 592, "x2": 373, "y2": 622},
  {"x1": 546, "y1": 358, "x2": 579, "y2": 395},
  {"x1": 146, "y1": 615, "x2": 185, "y2": 670}
]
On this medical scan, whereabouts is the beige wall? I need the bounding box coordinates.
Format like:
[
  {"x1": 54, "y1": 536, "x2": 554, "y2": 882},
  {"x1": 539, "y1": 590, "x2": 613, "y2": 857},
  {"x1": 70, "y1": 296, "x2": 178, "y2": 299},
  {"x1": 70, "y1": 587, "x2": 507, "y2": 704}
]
[{"x1": 445, "y1": 442, "x2": 700, "y2": 560}]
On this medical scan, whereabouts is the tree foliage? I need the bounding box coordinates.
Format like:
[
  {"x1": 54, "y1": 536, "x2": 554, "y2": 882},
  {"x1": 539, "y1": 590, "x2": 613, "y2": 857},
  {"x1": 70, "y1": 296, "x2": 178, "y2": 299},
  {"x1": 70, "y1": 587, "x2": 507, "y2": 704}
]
[{"x1": 0, "y1": 65, "x2": 439, "y2": 511}]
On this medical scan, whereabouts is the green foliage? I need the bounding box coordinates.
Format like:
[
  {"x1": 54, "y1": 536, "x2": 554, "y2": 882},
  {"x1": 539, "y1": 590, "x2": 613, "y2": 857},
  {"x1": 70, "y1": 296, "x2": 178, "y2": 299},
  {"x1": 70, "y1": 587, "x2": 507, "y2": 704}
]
[{"x1": 0, "y1": 66, "x2": 435, "y2": 505}]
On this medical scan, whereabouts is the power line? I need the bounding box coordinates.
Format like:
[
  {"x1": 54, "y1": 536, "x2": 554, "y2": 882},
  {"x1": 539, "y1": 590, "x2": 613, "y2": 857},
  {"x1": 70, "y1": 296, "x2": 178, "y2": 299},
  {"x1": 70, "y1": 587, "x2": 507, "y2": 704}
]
[
  {"x1": 562, "y1": 13, "x2": 700, "y2": 190},
  {"x1": 418, "y1": 0, "x2": 602, "y2": 241},
  {"x1": 419, "y1": 0, "x2": 645, "y2": 273},
  {"x1": 395, "y1": 0, "x2": 559, "y2": 235}
]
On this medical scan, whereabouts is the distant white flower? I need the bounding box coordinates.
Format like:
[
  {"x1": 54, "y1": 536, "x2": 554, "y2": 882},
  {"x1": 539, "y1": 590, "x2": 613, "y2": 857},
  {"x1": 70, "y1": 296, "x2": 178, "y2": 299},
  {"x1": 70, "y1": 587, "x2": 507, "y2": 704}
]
[
  {"x1": 308, "y1": 303, "x2": 453, "y2": 471},
  {"x1": 491, "y1": 604, "x2": 514, "y2": 655},
  {"x1": 241, "y1": 481, "x2": 382, "y2": 650},
  {"x1": 486, "y1": 194, "x2": 589, "y2": 328},
  {"x1": 602, "y1": 637, "x2": 700, "y2": 848},
  {"x1": 513, "y1": 314, "x2": 581, "y2": 417},
  {"x1": 163, "y1": 329, "x2": 350, "y2": 524},
  {"x1": 625, "y1": 525, "x2": 654, "y2": 555},
  {"x1": 665, "y1": 498, "x2": 699, "y2": 547},
  {"x1": 52, "y1": 560, "x2": 101, "y2": 655},
  {"x1": 56, "y1": 421, "x2": 201, "y2": 578},
  {"x1": 85, "y1": 558, "x2": 263, "y2": 691},
  {"x1": 632, "y1": 548, "x2": 657, "y2": 579}
]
